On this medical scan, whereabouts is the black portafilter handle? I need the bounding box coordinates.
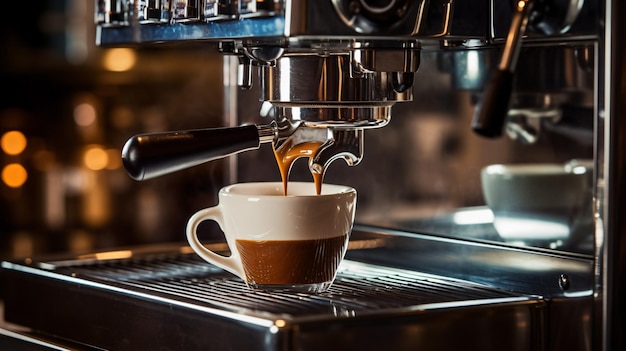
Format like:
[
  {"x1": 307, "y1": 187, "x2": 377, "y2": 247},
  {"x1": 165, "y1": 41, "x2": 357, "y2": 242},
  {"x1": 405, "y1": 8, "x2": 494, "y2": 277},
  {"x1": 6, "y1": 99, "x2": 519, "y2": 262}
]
[
  {"x1": 121, "y1": 124, "x2": 261, "y2": 181},
  {"x1": 471, "y1": 69, "x2": 514, "y2": 138}
]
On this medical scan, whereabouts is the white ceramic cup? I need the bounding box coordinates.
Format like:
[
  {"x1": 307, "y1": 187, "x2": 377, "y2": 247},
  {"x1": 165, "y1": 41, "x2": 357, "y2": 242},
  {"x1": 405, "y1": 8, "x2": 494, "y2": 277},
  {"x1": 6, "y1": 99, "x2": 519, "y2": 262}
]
[
  {"x1": 481, "y1": 162, "x2": 592, "y2": 248},
  {"x1": 186, "y1": 182, "x2": 357, "y2": 293}
]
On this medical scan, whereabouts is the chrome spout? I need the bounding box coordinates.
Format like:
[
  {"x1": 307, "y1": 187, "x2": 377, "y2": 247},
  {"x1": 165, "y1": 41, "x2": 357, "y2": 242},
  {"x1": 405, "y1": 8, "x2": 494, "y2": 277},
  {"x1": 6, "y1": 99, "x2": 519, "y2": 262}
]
[{"x1": 310, "y1": 129, "x2": 364, "y2": 176}]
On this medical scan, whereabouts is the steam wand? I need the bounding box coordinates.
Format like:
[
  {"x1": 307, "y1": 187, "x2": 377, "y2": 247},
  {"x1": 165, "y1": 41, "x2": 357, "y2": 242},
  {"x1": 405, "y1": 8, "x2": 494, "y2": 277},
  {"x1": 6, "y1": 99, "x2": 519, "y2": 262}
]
[{"x1": 471, "y1": 0, "x2": 535, "y2": 138}]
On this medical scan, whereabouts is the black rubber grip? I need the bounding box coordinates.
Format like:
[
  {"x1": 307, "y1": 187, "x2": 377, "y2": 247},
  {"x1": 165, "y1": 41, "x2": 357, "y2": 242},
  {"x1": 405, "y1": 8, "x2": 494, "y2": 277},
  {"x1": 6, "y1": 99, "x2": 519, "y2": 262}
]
[
  {"x1": 471, "y1": 69, "x2": 514, "y2": 138},
  {"x1": 121, "y1": 124, "x2": 260, "y2": 181}
]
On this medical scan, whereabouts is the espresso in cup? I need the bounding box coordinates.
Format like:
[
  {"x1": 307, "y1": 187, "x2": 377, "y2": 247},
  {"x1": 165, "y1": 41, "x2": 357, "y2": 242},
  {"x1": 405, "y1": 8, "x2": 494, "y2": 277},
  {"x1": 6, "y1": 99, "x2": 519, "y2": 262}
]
[
  {"x1": 186, "y1": 182, "x2": 357, "y2": 293},
  {"x1": 236, "y1": 235, "x2": 347, "y2": 285}
]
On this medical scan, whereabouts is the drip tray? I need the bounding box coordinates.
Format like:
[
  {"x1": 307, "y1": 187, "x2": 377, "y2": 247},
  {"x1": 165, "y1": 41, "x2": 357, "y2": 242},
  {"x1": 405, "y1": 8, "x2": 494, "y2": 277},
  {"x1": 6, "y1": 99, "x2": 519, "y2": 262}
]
[{"x1": 2, "y1": 245, "x2": 545, "y2": 351}]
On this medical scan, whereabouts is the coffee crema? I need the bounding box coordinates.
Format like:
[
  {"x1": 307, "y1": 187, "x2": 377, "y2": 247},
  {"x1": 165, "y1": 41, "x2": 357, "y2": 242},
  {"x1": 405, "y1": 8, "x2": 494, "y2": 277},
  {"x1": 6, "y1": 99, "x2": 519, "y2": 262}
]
[
  {"x1": 273, "y1": 139, "x2": 324, "y2": 195},
  {"x1": 236, "y1": 235, "x2": 348, "y2": 285}
]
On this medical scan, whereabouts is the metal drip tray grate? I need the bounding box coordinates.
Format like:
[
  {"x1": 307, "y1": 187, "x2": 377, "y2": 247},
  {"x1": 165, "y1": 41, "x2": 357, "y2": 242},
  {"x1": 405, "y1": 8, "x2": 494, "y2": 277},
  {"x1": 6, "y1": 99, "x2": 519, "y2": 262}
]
[
  {"x1": 52, "y1": 254, "x2": 523, "y2": 317},
  {"x1": 2, "y1": 247, "x2": 545, "y2": 351}
]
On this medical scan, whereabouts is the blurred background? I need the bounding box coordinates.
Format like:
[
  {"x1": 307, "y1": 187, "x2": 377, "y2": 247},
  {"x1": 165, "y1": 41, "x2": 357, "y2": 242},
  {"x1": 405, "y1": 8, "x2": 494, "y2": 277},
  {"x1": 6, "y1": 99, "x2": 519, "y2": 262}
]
[
  {"x1": 0, "y1": 1, "x2": 593, "y2": 261},
  {"x1": 0, "y1": 1, "x2": 231, "y2": 259}
]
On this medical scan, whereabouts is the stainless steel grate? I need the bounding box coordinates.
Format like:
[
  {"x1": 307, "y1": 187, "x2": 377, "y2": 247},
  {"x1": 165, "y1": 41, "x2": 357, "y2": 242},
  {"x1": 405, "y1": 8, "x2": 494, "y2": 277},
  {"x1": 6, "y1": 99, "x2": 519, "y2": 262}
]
[
  {"x1": 50, "y1": 253, "x2": 521, "y2": 317},
  {"x1": 2, "y1": 240, "x2": 548, "y2": 351}
]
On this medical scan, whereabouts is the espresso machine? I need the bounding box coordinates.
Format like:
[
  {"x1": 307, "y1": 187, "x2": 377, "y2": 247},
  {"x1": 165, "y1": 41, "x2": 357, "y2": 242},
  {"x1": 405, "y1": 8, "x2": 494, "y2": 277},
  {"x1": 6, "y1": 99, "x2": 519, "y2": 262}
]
[{"x1": 1, "y1": 1, "x2": 624, "y2": 350}]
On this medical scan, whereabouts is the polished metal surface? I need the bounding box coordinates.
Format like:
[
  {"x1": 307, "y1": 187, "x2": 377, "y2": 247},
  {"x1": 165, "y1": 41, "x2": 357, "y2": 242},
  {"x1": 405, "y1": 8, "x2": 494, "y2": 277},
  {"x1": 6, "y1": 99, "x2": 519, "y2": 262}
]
[
  {"x1": 528, "y1": 0, "x2": 585, "y2": 35},
  {"x1": 598, "y1": 1, "x2": 626, "y2": 350},
  {"x1": 1, "y1": 228, "x2": 570, "y2": 351},
  {"x1": 331, "y1": 0, "x2": 423, "y2": 35},
  {"x1": 349, "y1": 226, "x2": 594, "y2": 298},
  {"x1": 260, "y1": 54, "x2": 414, "y2": 106},
  {"x1": 310, "y1": 129, "x2": 364, "y2": 174},
  {"x1": 274, "y1": 105, "x2": 392, "y2": 128},
  {"x1": 0, "y1": 328, "x2": 98, "y2": 351}
]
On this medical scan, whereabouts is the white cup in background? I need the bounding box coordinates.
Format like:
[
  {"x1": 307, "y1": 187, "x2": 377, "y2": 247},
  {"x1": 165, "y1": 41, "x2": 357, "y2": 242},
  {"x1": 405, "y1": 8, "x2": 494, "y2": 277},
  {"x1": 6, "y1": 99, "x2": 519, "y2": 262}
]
[{"x1": 481, "y1": 161, "x2": 593, "y2": 248}]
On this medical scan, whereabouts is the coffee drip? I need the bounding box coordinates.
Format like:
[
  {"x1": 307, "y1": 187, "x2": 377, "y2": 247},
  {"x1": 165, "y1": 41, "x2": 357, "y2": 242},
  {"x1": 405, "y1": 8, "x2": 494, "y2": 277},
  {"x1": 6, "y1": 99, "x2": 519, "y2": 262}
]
[{"x1": 273, "y1": 140, "x2": 324, "y2": 195}]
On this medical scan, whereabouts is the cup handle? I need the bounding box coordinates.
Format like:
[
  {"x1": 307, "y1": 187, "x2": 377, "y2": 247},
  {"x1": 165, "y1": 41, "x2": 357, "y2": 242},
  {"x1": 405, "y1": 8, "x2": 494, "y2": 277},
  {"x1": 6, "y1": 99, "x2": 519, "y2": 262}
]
[{"x1": 185, "y1": 207, "x2": 245, "y2": 280}]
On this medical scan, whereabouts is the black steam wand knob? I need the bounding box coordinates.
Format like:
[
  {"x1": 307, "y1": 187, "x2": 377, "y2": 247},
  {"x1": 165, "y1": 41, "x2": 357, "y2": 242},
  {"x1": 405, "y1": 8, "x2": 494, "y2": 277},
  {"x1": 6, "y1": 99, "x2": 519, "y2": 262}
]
[{"x1": 472, "y1": 0, "x2": 535, "y2": 138}]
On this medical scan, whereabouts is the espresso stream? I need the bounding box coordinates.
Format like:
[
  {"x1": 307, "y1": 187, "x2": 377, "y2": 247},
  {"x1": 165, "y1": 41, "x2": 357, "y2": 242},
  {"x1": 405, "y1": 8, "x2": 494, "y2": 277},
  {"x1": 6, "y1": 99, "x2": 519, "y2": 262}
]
[{"x1": 272, "y1": 139, "x2": 324, "y2": 195}]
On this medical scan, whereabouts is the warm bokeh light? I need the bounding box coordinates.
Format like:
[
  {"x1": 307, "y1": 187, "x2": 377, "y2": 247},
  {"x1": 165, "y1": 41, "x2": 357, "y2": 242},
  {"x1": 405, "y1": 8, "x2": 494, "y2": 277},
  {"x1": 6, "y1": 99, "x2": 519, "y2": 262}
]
[
  {"x1": 103, "y1": 48, "x2": 137, "y2": 72},
  {"x1": 2, "y1": 163, "x2": 28, "y2": 188},
  {"x1": 83, "y1": 145, "x2": 109, "y2": 170},
  {"x1": 1, "y1": 130, "x2": 27, "y2": 155},
  {"x1": 74, "y1": 102, "x2": 97, "y2": 127},
  {"x1": 105, "y1": 148, "x2": 123, "y2": 170}
]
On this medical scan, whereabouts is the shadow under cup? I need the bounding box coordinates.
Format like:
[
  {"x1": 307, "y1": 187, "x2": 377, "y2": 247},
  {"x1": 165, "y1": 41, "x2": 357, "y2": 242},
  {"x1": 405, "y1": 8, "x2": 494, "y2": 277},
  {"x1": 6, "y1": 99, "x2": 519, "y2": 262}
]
[
  {"x1": 186, "y1": 182, "x2": 357, "y2": 294},
  {"x1": 481, "y1": 163, "x2": 593, "y2": 249}
]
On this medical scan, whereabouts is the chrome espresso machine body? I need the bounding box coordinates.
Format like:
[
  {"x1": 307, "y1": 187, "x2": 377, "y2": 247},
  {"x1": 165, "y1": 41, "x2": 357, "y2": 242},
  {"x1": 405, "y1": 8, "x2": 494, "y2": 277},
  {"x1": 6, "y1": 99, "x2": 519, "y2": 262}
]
[{"x1": 1, "y1": 1, "x2": 625, "y2": 351}]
